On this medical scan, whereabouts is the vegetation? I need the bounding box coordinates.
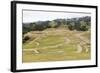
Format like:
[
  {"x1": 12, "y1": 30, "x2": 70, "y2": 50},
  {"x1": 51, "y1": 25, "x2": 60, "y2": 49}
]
[
  {"x1": 23, "y1": 16, "x2": 91, "y2": 34},
  {"x1": 68, "y1": 22, "x2": 75, "y2": 30},
  {"x1": 23, "y1": 35, "x2": 30, "y2": 43}
]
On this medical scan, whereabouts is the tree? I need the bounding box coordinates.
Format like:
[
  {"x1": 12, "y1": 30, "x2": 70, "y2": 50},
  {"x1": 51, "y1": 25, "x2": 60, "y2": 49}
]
[
  {"x1": 79, "y1": 21, "x2": 88, "y2": 31},
  {"x1": 68, "y1": 22, "x2": 75, "y2": 30},
  {"x1": 30, "y1": 23, "x2": 36, "y2": 31},
  {"x1": 48, "y1": 20, "x2": 58, "y2": 28}
]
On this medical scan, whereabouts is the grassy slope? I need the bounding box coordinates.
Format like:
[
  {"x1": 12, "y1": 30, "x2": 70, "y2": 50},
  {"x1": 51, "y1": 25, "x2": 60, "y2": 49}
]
[{"x1": 22, "y1": 28, "x2": 91, "y2": 63}]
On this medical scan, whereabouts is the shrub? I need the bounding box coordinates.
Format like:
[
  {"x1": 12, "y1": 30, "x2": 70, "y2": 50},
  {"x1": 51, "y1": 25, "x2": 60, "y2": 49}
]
[
  {"x1": 23, "y1": 35, "x2": 30, "y2": 43},
  {"x1": 79, "y1": 21, "x2": 88, "y2": 31},
  {"x1": 68, "y1": 22, "x2": 75, "y2": 30}
]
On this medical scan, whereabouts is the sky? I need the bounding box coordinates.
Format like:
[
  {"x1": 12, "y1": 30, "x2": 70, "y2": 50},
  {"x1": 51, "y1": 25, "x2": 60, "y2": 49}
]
[{"x1": 23, "y1": 10, "x2": 91, "y2": 23}]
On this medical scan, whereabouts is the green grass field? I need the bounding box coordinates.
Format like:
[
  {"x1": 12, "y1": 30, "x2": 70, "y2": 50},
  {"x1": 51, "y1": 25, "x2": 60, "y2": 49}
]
[{"x1": 22, "y1": 28, "x2": 91, "y2": 63}]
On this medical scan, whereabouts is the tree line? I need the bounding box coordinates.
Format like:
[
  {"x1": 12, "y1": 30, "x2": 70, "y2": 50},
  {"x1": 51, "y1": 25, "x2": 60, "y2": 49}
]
[{"x1": 23, "y1": 16, "x2": 91, "y2": 34}]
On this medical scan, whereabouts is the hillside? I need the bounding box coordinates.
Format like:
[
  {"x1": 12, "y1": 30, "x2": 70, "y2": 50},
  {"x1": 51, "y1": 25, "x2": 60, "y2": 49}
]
[{"x1": 22, "y1": 28, "x2": 90, "y2": 62}]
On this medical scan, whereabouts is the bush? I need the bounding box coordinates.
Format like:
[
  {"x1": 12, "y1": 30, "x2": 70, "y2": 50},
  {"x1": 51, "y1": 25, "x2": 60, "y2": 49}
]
[
  {"x1": 68, "y1": 22, "x2": 75, "y2": 30},
  {"x1": 23, "y1": 35, "x2": 30, "y2": 43},
  {"x1": 79, "y1": 21, "x2": 88, "y2": 31}
]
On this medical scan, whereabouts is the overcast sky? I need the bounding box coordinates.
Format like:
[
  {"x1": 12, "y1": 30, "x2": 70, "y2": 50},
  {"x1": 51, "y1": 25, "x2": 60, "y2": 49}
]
[{"x1": 23, "y1": 10, "x2": 91, "y2": 23}]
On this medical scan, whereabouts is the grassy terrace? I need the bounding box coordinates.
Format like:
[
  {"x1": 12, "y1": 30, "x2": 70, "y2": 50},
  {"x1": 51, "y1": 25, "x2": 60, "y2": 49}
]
[{"x1": 22, "y1": 28, "x2": 91, "y2": 63}]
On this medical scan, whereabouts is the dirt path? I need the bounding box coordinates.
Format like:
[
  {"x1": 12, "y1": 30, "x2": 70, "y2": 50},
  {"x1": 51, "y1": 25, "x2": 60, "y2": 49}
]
[
  {"x1": 28, "y1": 34, "x2": 46, "y2": 45},
  {"x1": 64, "y1": 37, "x2": 70, "y2": 44},
  {"x1": 76, "y1": 45, "x2": 83, "y2": 53},
  {"x1": 75, "y1": 33, "x2": 89, "y2": 44},
  {"x1": 25, "y1": 31, "x2": 88, "y2": 54},
  {"x1": 75, "y1": 33, "x2": 90, "y2": 53},
  {"x1": 23, "y1": 49, "x2": 40, "y2": 54},
  {"x1": 35, "y1": 42, "x2": 39, "y2": 46},
  {"x1": 23, "y1": 36, "x2": 71, "y2": 53}
]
